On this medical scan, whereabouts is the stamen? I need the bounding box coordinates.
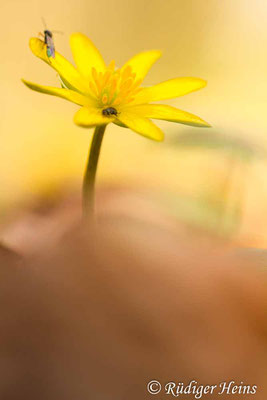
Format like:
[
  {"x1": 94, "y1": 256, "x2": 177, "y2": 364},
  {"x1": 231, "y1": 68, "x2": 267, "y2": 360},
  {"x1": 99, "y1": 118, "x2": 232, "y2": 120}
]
[
  {"x1": 98, "y1": 72, "x2": 104, "y2": 85},
  {"x1": 89, "y1": 81, "x2": 98, "y2": 97},
  {"x1": 120, "y1": 78, "x2": 133, "y2": 92},
  {"x1": 122, "y1": 90, "x2": 131, "y2": 101},
  {"x1": 91, "y1": 67, "x2": 98, "y2": 83},
  {"x1": 131, "y1": 79, "x2": 142, "y2": 91},
  {"x1": 131, "y1": 87, "x2": 142, "y2": 96},
  {"x1": 113, "y1": 97, "x2": 123, "y2": 105},
  {"x1": 102, "y1": 93, "x2": 108, "y2": 104},
  {"x1": 108, "y1": 60, "x2": 116, "y2": 71},
  {"x1": 90, "y1": 63, "x2": 142, "y2": 107},
  {"x1": 109, "y1": 76, "x2": 118, "y2": 93},
  {"x1": 121, "y1": 66, "x2": 132, "y2": 81},
  {"x1": 127, "y1": 97, "x2": 135, "y2": 103},
  {"x1": 102, "y1": 70, "x2": 112, "y2": 86},
  {"x1": 108, "y1": 80, "x2": 117, "y2": 103}
]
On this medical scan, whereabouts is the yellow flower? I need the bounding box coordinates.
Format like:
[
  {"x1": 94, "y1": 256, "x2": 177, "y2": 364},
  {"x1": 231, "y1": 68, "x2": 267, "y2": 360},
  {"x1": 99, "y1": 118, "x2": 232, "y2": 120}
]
[{"x1": 22, "y1": 33, "x2": 210, "y2": 141}]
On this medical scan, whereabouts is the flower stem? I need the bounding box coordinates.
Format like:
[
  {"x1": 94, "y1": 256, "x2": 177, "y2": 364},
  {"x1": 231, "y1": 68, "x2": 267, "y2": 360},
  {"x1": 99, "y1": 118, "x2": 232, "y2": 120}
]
[{"x1": 83, "y1": 124, "x2": 106, "y2": 218}]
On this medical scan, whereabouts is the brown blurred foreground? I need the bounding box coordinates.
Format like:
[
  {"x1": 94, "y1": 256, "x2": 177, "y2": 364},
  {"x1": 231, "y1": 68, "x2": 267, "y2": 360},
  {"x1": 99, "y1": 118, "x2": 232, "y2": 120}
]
[{"x1": 0, "y1": 189, "x2": 266, "y2": 399}]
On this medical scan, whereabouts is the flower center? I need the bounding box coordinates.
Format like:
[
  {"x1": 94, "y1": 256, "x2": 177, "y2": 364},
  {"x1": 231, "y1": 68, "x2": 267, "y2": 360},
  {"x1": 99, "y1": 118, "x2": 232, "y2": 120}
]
[{"x1": 89, "y1": 61, "x2": 142, "y2": 107}]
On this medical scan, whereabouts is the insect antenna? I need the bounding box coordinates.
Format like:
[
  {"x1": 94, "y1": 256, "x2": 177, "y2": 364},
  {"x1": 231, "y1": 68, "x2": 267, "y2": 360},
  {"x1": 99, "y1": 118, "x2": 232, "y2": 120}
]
[
  {"x1": 51, "y1": 30, "x2": 64, "y2": 35},
  {"x1": 41, "y1": 17, "x2": 47, "y2": 29}
]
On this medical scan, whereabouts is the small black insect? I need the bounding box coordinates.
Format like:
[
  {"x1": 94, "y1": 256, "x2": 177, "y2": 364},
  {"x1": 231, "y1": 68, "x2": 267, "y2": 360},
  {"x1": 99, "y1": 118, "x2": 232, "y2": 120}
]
[
  {"x1": 40, "y1": 18, "x2": 62, "y2": 59},
  {"x1": 102, "y1": 107, "x2": 118, "y2": 116},
  {"x1": 44, "y1": 29, "x2": 55, "y2": 58}
]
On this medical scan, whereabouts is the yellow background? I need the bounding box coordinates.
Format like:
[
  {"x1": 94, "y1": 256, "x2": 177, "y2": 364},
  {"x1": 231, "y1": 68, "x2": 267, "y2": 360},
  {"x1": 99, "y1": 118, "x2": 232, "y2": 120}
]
[{"x1": 1, "y1": 0, "x2": 267, "y2": 245}]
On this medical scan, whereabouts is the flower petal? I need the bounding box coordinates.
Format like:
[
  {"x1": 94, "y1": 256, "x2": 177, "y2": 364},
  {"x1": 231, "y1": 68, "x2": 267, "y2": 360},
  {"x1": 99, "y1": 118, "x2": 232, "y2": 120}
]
[
  {"x1": 29, "y1": 38, "x2": 89, "y2": 94},
  {"x1": 121, "y1": 50, "x2": 162, "y2": 83},
  {"x1": 70, "y1": 33, "x2": 106, "y2": 78},
  {"x1": 117, "y1": 110, "x2": 164, "y2": 141},
  {"x1": 22, "y1": 79, "x2": 94, "y2": 106},
  {"x1": 74, "y1": 107, "x2": 112, "y2": 127},
  {"x1": 133, "y1": 77, "x2": 207, "y2": 104},
  {"x1": 124, "y1": 104, "x2": 210, "y2": 127}
]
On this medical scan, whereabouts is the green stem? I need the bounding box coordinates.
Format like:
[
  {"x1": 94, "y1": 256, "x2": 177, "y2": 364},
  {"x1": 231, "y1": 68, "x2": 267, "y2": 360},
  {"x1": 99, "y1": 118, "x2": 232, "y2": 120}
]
[{"x1": 83, "y1": 124, "x2": 106, "y2": 218}]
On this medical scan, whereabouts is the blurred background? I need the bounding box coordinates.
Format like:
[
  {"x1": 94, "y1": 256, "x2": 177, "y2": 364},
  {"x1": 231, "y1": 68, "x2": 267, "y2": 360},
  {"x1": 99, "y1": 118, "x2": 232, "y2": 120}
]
[{"x1": 1, "y1": 0, "x2": 267, "y2": 247}]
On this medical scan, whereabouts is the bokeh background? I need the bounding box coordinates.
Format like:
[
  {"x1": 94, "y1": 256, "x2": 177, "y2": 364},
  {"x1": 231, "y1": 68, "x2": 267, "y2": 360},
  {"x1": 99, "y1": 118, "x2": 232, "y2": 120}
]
[{"x1": 1, "y1": 0, "x2": 267, "y2": 246}]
